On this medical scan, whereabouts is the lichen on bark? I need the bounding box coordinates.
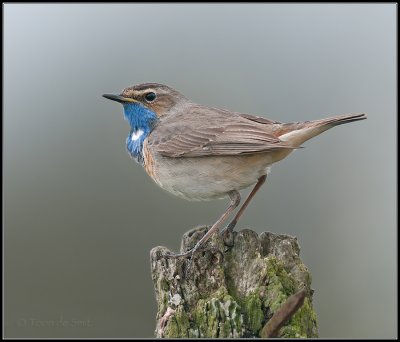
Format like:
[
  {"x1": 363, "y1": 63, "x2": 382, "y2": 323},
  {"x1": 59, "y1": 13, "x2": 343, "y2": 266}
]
[{"x1": 150, "y1": 226, "x2": 318, "y2": 338}]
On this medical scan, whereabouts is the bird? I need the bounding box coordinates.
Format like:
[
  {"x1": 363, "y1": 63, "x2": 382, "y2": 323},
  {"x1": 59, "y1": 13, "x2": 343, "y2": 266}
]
[{"x1": 103, "y1": 83, "x2": 366, "y2": 259}]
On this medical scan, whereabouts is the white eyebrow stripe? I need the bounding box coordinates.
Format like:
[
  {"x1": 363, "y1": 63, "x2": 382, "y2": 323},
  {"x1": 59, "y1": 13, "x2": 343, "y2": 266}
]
[{"x1": 131, "y1": 89, "x2": 155, "y2": 96}]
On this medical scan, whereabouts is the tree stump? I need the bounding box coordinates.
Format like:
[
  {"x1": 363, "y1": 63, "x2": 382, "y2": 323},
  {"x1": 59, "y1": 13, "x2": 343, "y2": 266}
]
[{"x1": 150, "y1": 226, "x2": 318, "y2": 338}]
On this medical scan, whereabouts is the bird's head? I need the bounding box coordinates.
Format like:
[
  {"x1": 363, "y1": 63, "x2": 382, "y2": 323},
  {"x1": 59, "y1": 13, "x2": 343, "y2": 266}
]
[
  {"x1": 103, "y1": 83, "x2": 186, "y2": 121},
  {"x1": 103, "y1": 83, "x2": 187, "y2": 162}
]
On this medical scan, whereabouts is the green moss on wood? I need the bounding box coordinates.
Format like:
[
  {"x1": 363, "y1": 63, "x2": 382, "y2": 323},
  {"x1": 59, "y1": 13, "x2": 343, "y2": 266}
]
[
  {"x1": 164, "y1": 306, "x2": 190, "y2": 338},
  {"x1": 279, "y1": 297, "x2": 318, "y2": 338},
  {"x1": 242, "y1": 289, "x2": 264, "y2": 334},
  {"x1": 192, "y1": 292, "x2": 243, "y2": 338},
  {"x1": 263, "y1": 256, "x2": 295, "y2": 312}
]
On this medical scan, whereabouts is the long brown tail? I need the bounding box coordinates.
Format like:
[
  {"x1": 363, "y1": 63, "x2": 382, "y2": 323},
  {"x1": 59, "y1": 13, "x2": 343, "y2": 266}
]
[
  {"x1": 311, "y1": 113, "x2": 367, "y2": 127},
  {"x1": 278, "y1": 113, "x2": 367, "y2": 147}
]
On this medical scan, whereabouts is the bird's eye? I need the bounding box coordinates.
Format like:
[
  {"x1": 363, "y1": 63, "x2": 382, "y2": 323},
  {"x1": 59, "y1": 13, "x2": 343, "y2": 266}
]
[{"x1": 144, "y1": 92, "x2": 156, "y2": 102}]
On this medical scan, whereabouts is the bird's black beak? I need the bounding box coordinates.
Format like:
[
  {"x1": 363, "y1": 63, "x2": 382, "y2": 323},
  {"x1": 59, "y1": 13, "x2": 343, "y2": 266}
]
[{"x1": 102, "y1": 94, "x2": 138, "y2": 104}]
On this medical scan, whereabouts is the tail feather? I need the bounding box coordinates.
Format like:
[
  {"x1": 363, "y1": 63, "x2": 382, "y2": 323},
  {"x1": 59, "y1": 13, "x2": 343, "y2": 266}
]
[
  {"x1": 278, "y1": 113, "x2": 367, "y2": 147},
  {"x1": 313, "y1": 113, "x2": 367, "y2": 127}
]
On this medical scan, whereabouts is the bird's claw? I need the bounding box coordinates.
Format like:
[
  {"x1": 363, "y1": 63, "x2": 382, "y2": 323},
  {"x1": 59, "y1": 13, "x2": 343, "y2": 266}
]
[
  {"x1": 221, "y1": 223, "x2": 236, "y2": 247},
  {"x1": 165, "y1": 250, "x2": 192, "y2": 259},
  {"x1": 165, "y1": 244, "x2": 224, "y2": 276}
]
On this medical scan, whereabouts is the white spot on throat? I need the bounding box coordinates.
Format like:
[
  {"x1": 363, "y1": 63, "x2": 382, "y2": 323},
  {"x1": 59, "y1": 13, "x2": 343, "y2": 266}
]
[{"x1": 131, "y1": 129, "x2": 144, "y2": 141}]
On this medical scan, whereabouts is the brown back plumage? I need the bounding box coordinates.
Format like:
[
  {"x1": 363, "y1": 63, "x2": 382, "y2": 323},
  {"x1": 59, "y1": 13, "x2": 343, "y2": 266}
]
[{"x1": 148, "y1": 105, "x2": 297, "y2": 158}]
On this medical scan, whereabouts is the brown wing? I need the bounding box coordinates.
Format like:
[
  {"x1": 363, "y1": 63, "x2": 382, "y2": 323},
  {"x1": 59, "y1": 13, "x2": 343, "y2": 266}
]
[{"x1": 148, "y1": 105, "x2": 294, "y2": 158}]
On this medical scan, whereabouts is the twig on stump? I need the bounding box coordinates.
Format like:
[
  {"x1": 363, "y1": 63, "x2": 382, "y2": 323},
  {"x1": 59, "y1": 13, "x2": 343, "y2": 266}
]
[{"x1": 260, "y1": 289, "x2": 306, "y2": 338}]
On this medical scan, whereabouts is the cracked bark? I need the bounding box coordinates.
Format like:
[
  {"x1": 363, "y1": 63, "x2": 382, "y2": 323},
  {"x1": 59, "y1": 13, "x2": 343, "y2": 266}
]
[{"x1": 150, "y1": 226, "x2": 318, "y2": 338}]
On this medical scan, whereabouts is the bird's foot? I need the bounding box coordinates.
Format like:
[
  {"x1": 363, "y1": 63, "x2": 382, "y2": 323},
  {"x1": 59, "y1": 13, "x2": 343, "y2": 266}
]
[
  {"x1": 165, "y1": 250, "x2": 193, "y2": 260},
  {"x1": 165, "y1": 249, "x2": 196, "y2": 275},
  {"x1": 165, "y1": 242, "x2": 199, "y2": 272},
  {"x1": 220, "y1": 220, "x2": 237, "y2": 247},
  {"x1": 165, "y1": 244, "x2": 222, "y2": 275}
]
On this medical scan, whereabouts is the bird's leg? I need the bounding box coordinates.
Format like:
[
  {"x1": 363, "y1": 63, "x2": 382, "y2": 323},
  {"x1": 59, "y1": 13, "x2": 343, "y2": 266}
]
[
  {"x1": 221, "y1": 175, "x2": 267, "y2": 245},
  {"x1": 166, "y1": 190, "x2": 241, "y2": 261}
]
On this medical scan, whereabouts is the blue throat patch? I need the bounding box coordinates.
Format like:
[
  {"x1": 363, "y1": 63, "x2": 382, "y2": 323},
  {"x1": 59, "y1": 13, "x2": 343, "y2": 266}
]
[{"x1": 123, "y1": 103, "x2": 158, "y2": 164}]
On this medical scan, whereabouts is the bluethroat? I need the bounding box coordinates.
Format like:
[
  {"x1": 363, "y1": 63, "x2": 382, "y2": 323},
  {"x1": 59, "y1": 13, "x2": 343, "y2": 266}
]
[{"x1": 103, "y1": 83, "x2": 366, "y2": 259}]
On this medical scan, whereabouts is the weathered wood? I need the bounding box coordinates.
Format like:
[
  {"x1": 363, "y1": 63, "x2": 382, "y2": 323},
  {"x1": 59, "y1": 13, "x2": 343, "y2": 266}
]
[{"x1": 150, "y1": 226, "x2": 318, "y2": 338}]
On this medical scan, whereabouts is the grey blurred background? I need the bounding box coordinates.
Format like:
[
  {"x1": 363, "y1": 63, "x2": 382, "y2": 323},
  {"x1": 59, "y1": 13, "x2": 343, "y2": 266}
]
[{"x1": 4, "y1": 4, "x2": 396, "y2": 338}]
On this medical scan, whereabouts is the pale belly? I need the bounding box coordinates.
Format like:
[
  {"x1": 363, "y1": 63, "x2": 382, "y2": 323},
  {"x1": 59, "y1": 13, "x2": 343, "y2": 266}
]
[{"x1": 148, "y1": 151, "x2": 292, "y2": 201}]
